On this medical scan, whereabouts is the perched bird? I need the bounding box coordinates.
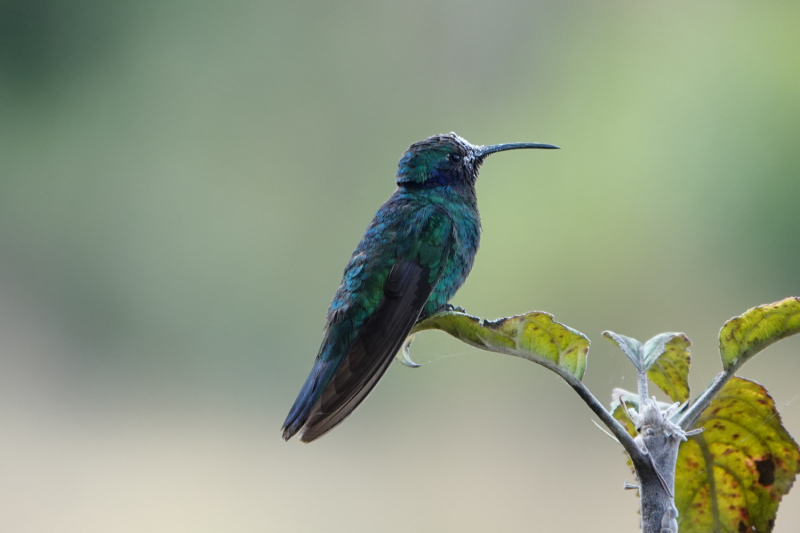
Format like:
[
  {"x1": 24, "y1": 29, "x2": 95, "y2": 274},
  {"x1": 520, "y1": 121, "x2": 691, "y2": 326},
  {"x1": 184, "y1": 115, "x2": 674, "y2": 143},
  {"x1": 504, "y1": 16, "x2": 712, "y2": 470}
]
[{"x1": 282, "y1": 132, "x2": 558, "y2": 442}]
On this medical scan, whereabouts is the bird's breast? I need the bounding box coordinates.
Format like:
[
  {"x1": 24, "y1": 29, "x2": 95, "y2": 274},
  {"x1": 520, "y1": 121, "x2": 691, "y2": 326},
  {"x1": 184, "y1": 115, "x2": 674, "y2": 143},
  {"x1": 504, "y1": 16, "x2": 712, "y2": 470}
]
[{"x1": 423, "y1": 203, "x2": 480, "y2": 316}]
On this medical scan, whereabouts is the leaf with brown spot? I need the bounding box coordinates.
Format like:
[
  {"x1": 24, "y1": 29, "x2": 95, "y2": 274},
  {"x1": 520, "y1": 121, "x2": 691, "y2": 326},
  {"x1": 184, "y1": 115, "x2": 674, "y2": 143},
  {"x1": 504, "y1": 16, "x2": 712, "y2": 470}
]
[
  {"x1": 720, "y1": 297, "x2": 800, "y2": 371},
  {"x1": 675, "y1": 377, "x2": 800, "y2": 533},
  {"x1": 410, "y1": 310, "x2": 590, "y2": 380}
]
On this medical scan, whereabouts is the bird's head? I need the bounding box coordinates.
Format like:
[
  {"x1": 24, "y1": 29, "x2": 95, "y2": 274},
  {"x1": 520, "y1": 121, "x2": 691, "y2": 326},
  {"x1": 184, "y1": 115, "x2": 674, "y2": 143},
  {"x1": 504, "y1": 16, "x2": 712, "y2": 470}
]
[{"x1": 395, "y1": 132, "x2": 558, "y2": 190}]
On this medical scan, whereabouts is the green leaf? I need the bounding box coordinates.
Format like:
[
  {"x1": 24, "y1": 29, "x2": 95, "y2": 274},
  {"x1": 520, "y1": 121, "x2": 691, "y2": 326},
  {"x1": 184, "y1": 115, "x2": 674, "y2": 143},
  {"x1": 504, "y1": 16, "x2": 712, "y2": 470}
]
[
  {"x1": 604, "y1": 331, "x2": 692, "y2": 403},
  {"x1": 675, "y1": 377, "x2": 800, "y2": 533},
  {"x1": 410, "y1": 310, "x2": 590, "y2": 380},
  {"x1": 603, "y1": 331, "x2": 643, "y2": 370},
  {"x1": 647, "y1": 334, "x2": 691, "y2": 403},
  {"x1": 720, "y1": 297, "x2": 800, "y2": 371}
]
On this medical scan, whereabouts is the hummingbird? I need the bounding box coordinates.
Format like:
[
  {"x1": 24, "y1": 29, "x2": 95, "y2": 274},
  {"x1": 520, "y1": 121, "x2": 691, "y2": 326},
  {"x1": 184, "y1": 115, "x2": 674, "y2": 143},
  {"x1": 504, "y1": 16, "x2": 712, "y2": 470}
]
[{"x1": 282, "y1": 132, "x2": 558, "y2": 442}]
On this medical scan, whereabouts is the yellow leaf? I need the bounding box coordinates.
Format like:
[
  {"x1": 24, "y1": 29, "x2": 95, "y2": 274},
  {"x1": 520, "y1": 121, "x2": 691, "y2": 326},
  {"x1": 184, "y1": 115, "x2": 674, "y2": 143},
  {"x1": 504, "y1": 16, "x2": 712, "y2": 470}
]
[
  {"x1": 411, "y1": 310, "x2": 590, "y2": 380},
  {"x1": 648, "y1": 334, "x2": 691, "y2": 403},
  {"x1": 720, "y1": 297, "x2": 800, "y2": 371},
  {"x1": 676, "y1": 378, "x2": 800, "y2": 533}
]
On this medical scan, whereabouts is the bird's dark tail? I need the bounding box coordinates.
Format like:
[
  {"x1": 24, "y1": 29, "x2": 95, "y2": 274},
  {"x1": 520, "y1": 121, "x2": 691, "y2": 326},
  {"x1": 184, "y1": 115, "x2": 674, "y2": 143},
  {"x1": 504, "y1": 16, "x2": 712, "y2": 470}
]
[{"x1": 281, "y1": 357, "x2": 335, "y2": 441}]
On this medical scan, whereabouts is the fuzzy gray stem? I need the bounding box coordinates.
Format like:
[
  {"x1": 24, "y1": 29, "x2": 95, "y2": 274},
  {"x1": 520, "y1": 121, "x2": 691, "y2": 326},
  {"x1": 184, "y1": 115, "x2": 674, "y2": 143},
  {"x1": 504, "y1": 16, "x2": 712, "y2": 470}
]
[
  {"x1": 636, "y1": 422, "x2": 682, "y2": 533},
  {"x1": 557, "y1": 372, "x2": 650, "y2": 470},
  {"x1": 637, "y1": 367, "x2": 649, "y2": 402},
  {"x1": 678, "y1": 369, "x2": 733, "y2": 430},
  {"x1": 633, "y1": 369, "x2": 682, "y2": 532},
  {"x1": 534, "y1": 357, "x2": 681, "y2": 532}
]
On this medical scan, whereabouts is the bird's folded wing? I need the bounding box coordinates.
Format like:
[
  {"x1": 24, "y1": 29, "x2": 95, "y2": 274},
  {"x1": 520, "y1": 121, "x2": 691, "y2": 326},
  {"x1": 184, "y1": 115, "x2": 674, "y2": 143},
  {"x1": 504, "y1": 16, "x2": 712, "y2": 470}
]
[{"x1": 300, "y1": 212, "x2": 453, "y2": 442}]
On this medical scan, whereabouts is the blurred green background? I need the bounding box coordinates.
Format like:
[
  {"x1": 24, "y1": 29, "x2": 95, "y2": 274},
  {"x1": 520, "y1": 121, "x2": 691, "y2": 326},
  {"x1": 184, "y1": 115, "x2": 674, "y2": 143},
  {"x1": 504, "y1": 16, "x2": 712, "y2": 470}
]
[{"x1": 1, "y1": 1, "x2": 799, "y2": 531}]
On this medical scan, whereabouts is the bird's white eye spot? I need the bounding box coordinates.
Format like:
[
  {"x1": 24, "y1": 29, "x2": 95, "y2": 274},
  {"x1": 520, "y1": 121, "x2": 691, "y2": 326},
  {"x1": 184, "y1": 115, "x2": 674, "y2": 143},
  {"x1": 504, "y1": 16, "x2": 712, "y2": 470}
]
[{"x1": 448, "y1": 153, "x2": 462, "y2": 163}]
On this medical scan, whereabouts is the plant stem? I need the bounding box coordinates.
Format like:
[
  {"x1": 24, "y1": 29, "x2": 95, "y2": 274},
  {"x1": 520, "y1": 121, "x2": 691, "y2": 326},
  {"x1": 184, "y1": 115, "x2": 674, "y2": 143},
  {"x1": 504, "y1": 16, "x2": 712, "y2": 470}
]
[
  {"x1": 638, "y1": 366, "x2": 649, "y2": 403},
  {"x1": 679, "y1": 365, "x2": 737, "y2": 430},
  {"x1": 637, "y1": 430, "x2": 680, "y2": 533},
  {"x1": 555, "y1": 371, "x2": 649, "y2": 468},
  {"x1": 635, "y1": 367, "x2": 681, "y2": 533}
]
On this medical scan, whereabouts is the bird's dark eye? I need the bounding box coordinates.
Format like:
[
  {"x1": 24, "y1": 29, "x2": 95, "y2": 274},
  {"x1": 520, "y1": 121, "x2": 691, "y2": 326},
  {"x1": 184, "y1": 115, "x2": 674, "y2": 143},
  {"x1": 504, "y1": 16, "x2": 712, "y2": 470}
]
[{"x1": 448, "y1": 153, "x2": 462, "y2": 163}]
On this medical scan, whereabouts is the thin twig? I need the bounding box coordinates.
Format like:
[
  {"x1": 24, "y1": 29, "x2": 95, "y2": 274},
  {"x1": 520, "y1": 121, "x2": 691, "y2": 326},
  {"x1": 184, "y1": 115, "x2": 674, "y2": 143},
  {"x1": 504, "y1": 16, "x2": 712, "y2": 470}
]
[
  {"x1": 558, "y1": 372, "x2": 649, "y2": 467},
  {"x1": 678, "y1": 370, "x2": 732, "y2": 430},
  {"x1": 637, "y1": 367, "x2": 649, "y2": 405}
]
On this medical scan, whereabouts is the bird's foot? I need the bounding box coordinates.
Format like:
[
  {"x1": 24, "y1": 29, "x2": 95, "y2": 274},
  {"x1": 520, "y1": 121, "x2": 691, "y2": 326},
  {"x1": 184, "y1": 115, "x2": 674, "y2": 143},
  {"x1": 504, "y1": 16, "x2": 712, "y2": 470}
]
[{"x1": 417, "y1": 304, "x2": 467, "y2": 323}]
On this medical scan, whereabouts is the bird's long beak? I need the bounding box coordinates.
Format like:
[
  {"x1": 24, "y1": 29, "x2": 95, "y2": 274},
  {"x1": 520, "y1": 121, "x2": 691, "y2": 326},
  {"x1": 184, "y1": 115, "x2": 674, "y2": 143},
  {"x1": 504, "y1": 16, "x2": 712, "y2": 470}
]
[{"x1": 475, "y1": 142, "x2": 560, "y2": 158}]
